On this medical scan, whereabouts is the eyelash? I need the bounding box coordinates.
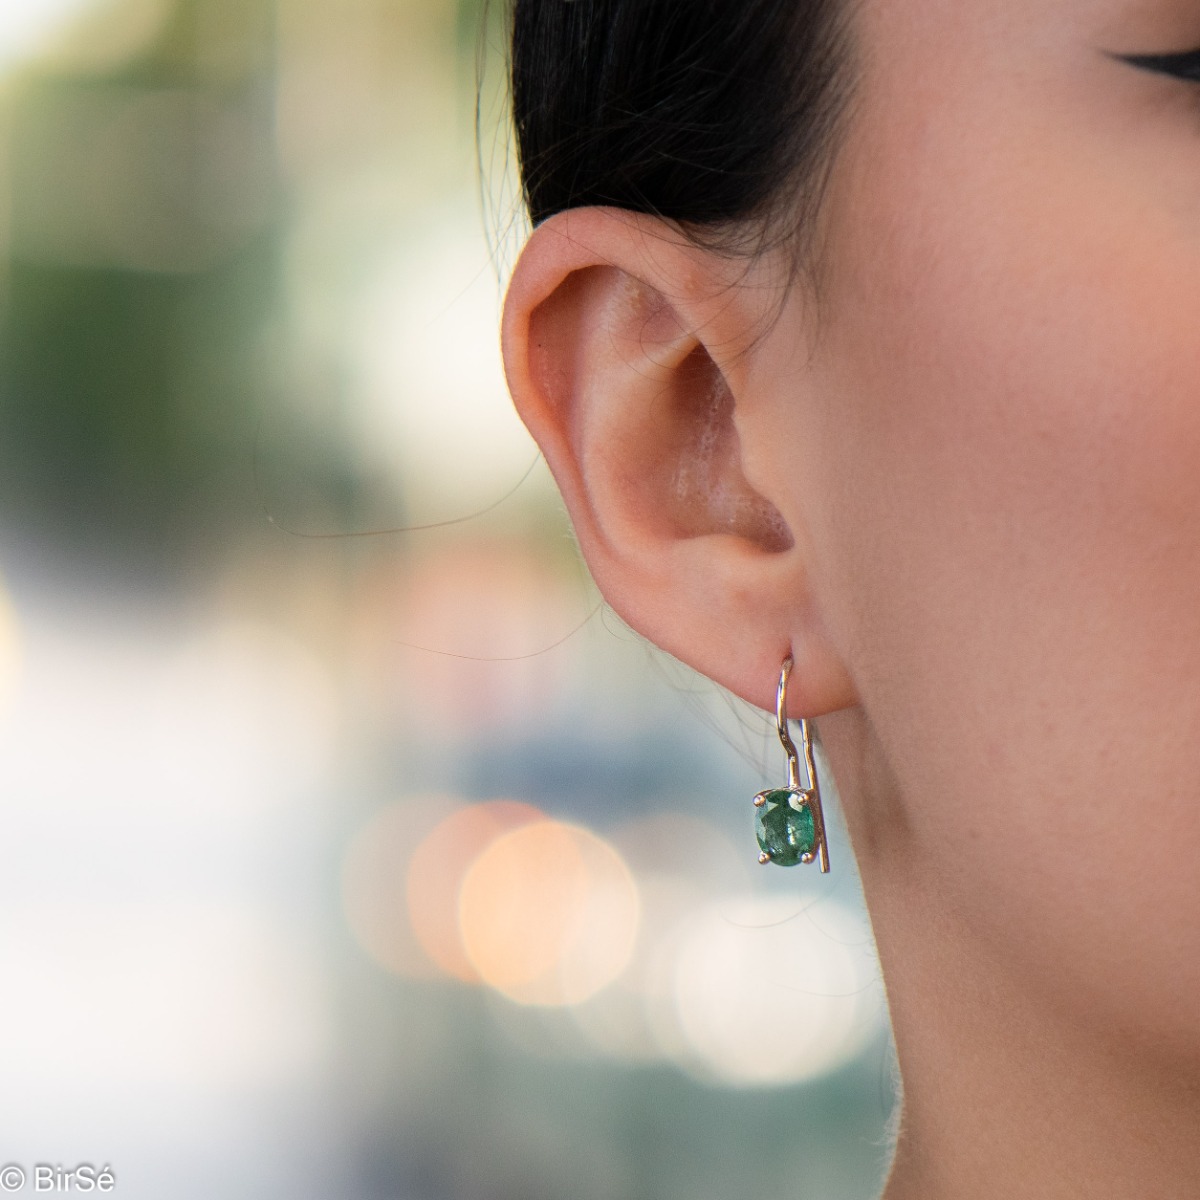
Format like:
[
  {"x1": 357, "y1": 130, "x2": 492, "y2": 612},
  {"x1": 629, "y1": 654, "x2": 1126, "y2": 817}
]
[{"x1": 1117, "y1": 49, "x2": 1200, "y2": 82}]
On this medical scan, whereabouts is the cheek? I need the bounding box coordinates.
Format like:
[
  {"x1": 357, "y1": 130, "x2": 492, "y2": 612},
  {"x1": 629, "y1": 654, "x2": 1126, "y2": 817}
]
[{"x1": 809, "y1": 105, "x2": 1200, "y2": 1047}]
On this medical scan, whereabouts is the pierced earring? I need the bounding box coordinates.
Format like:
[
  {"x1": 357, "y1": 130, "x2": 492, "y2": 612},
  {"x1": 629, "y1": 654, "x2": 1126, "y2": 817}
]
[{"x1": 753, "y1": 654, "x2": 830, "y2": 872}]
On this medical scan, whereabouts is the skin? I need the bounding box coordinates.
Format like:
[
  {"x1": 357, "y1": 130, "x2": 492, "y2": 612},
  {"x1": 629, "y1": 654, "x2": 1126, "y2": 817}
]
[{"x1": 502, "y1": 1, "x2": 1200, "y2": 1196}]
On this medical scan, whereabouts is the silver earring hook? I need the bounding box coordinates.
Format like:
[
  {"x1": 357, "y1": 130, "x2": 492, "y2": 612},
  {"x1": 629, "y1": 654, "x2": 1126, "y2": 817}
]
[
  {"x1": 754, "y1": 652, "x2": 830, "y2": 872},
  {"x1": 776, "y1": 654, "x2": 818, "y2": 796}
]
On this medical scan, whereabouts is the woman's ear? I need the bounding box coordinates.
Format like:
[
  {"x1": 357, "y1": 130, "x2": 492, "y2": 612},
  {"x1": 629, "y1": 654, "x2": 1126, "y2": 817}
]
[{"x1": 501, "y1": 207, "x2": 856, "y2": 716}]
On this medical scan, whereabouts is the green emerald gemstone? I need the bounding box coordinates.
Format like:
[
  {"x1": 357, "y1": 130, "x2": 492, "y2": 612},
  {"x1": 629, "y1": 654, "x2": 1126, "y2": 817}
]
[{"x1": 755, "y1": 789, "x2": 816, "y2": 867}]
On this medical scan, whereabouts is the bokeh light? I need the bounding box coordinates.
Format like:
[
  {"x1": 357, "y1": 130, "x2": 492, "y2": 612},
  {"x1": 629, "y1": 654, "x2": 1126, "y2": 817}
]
[
  {"x1": 669, "y1": 895, "x2": 885, "y2": 1088},
  {"x1": 459, "y1": 820, "x2": 640, "y2": 1007},
  {"x1": 567, "y1": 872, "x2": 700, "y2": 1065},
  {"x1": 342, "y1": 797, "x2": 455, "y2": 981},
  {"x1": 566, "y1": 812, "x2": 750, "y2": 1063},
  {"x1": 405, "y1": 798, "x2": 544, "y2": 982}
]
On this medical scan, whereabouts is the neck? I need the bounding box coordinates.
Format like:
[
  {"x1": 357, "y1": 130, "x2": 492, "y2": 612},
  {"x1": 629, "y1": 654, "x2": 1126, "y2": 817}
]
[{"x1": 866, "y1": 870, "x2": 1200, "y2": 1200}]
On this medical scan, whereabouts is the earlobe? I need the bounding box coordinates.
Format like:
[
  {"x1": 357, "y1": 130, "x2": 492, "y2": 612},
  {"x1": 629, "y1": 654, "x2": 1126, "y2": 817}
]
[{"x1": 501, "y1": 207, "x2": 857, "y2": 717}]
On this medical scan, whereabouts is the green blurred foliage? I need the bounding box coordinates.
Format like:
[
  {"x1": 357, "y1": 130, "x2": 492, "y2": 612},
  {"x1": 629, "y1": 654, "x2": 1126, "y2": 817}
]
[{"x1": 0, "y1": 0, "x2": 368, "y2": 575}]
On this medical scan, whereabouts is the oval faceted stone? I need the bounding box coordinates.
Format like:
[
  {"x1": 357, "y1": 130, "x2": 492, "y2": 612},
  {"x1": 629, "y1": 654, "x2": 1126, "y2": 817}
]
[{"x1": 755, "y1": 789, "x2": 816, "y2": 867}]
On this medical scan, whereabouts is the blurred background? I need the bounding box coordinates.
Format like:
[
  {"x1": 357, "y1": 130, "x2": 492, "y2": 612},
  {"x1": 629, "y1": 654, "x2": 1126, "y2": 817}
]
[{"x1": 0, "y1": 2, "x2": 897, "y2": 1197}]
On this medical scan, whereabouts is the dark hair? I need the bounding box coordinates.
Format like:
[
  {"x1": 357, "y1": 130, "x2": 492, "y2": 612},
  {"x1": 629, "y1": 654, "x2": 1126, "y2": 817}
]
[{"x1": 510, "y1": 0, "x2": 857, "y2": 254}]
